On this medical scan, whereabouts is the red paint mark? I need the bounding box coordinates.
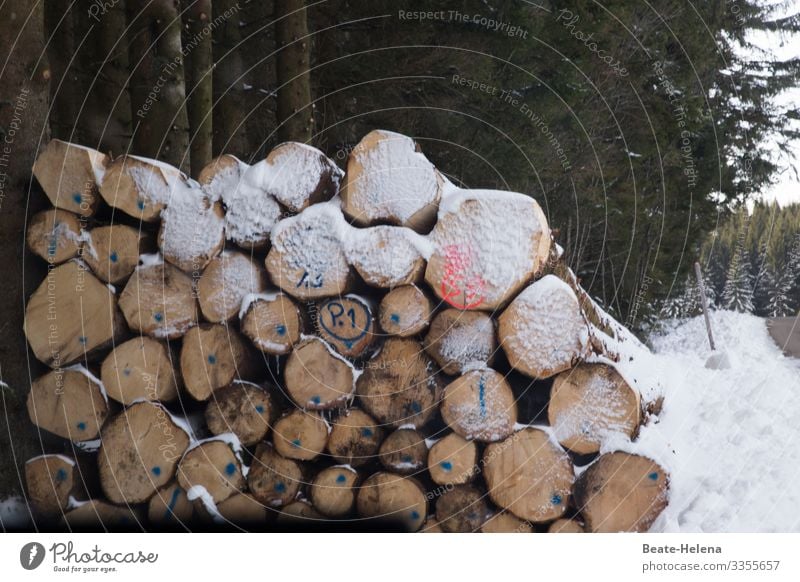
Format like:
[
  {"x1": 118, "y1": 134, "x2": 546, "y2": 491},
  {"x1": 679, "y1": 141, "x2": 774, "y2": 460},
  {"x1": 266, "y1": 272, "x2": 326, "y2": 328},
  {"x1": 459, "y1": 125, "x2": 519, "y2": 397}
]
[{"x1": 440, "y1": 245, "x2": 485, "y2": 309}]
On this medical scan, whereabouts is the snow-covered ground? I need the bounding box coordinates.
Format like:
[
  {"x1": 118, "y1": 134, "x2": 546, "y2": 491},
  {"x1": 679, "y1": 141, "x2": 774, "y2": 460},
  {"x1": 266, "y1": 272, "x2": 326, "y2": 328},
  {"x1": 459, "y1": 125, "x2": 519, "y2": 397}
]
[{"x1": 642, "y1": 311, "x2": 800, "y2": 532}]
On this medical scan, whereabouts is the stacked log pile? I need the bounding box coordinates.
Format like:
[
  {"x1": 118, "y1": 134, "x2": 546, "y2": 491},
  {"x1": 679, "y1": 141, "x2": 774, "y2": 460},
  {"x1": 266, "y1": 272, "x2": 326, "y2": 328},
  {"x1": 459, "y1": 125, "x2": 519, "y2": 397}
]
[{"x1": 22, "y1": 131, "x2": 669, "y2": 532}]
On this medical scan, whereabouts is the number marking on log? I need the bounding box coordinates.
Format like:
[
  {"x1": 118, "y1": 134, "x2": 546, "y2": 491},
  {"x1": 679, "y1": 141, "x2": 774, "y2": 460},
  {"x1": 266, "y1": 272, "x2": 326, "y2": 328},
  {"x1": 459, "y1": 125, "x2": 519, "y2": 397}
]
[
  {"x1": 319, "y1": 300, "x2": 371, "y2": 347},
  {"x1": 297, "y1": 270, "x2": 324, "y2": 289},
  {"x1": 439, "y1": 245, "x2": 486, "y2": 309}
]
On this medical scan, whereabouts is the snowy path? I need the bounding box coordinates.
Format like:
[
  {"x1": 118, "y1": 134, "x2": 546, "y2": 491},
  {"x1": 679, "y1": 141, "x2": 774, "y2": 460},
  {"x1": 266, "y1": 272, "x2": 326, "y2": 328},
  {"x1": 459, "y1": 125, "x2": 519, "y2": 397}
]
[{"x1": 641, "y1": 312, "x2": 800, "y2": 532}]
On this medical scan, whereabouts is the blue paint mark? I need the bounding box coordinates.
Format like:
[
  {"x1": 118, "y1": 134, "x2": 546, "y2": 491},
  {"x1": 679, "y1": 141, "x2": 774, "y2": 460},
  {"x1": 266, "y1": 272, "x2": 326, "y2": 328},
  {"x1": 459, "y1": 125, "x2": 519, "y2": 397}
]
[
  {"x1": 123, "y1": 368, "x2": 131, "y2": 377},
  {"x1": 344, "y1": 339, "x2": 354, "y2": 350},
  {"x1": 151, "y1": 466, "x2": 161, "y2": 476},
  {"x1": 440, "y1": 461, "x2": 453, "y2": 472},
  {"x1": 109, "y1": 251, "x2": 118, "y2": 263},
  {"x1": 72, "y1": 193, "x2": 82, "y2": 204},
  {"x1": 478, "y1": 375, "x2": 487, "y2": 418},
  {"x1": 311, "y1": 396, "x2": 321, "y2": 405},
  {"x1": 137, "y1": 198, "x2": 145, "y2": 210},
  {"x1": 336, "y1": 474, "x2": 346, "y2": 484},
  {"x1": 274, "y1": 481, "x2": 286, "y2": 493},
  {"x1": 390, "y1": 313, "x2": 400, "y2": 324},
  {"x1": 55, "y1": 468, "x2": 67, "y2": 482},
  {"x1": 276, "y1": 324, "x2": 286, "y2": 336},
  {"x1": 78, "y1": 336, "x2": 87, "y2": 345},
  {"x1": 401, "y1": 455, "x2": 413, "y2": 464},
  {"x1": 164, "y1": 487, "x2": 181, "y2": 520},
  {"x1": 255, "y1": 405, "x2": 264, "y2": 413},
  {"x1": 225, "y1": 462, "x2": 236, "y2": 476},
  {"x1": 207, "y1": 354, "x2": 217, "y2": 365},
  {"x1": 551, "y1": 494, "x2": 562, "y2": 505},
  {"x1": 410, "y1": 401, "x2": 421, "y2": 414},
  {"x1": 361, "y1": 428, "x2": 374, "y2": 438},
  {"x1": 648, "y1": 472, "x2": 659, "y2": 481},
  {"x1": 410, "y1": 510, "x2": 420, "y2": 520},
  {"x1": 76, "y1": 422, "x2": 87, "y2": 431},
  {"x1": 153, "y1": 312, "x2": 163, "y2": 322},
  {"x1": 292, "y1": 438, "x2": 301, "y2": 448}
]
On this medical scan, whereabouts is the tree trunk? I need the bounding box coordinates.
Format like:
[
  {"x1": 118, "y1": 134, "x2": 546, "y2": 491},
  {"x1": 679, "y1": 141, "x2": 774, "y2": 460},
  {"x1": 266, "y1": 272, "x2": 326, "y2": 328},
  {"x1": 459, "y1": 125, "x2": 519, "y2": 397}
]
[
  {"x1": 182, "y1": 0, "x2": 213, "y2": 175},
  {"x1": 212, "y1": 0, "x2": 249, "y2": 157},
  {"x1": 127, "y1": 0, "x2": 191, "y2": 172},
  {"x1": 275, "y1": 0, "x2": 313, "y2": 143},
  {"x1": 43, "y1": 3, "x2": 78, "y2": 141}
]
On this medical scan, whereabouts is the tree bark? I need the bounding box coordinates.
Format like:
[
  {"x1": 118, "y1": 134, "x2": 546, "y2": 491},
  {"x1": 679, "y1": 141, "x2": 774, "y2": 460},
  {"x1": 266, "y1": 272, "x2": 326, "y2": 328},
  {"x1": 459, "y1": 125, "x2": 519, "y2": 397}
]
[
  {"x1": 127, "y1": 0, "x2": 191, "y2": 172},
  {"x1": 276, "y1": 0, "x2": 313, "y2": 143},
  {"x1": 0, "y1": 0, "x2": 51, "y2": 501},
  {"x1": 43, "y1": 3, "x2": 78, "y2": 141},
  {"x1": 182, "y1": 0, "x2": 213, "y2": 175},
  {"x1": 212, "y1": 0, "x2": 249, "y2": 157}
]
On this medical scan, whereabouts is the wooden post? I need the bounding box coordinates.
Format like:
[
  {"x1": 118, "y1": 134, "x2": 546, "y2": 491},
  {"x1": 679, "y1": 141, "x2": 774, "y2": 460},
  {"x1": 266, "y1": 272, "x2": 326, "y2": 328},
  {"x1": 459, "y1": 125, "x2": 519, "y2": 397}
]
[
  {"x1": 483, "y1": 428, "x2": 574, "y2": 523},
  {"x1": 98, "y1": 402, "x2": 191, "y2": 504},
  {"x1": 326, "y1": 409, "x2": 383, "y2": 467},
  {"x1": 27, "y1": 367, "x2": 109, "y2": 442},
  {"x1": 378, "y1": 285, "x2": 433, "y2": 337},
  {"x1": 356, "y1": 338, "x2": 444, "y2": 428},
  {"x1": 574, "y1": 452, "x2": 669, "y2": 533},
  {"x1": 424, "y1": 309, "x2": 497, "y2": 375},
  {"x1": 275, "y1": 0, "x2": 313, "y2": 143},
  {"x1": 440, "y1": 369, "x2": 517, "y2": 442},
  {"x1": 695, "y1": 261, "x2": 716, "y2": 350},
  {"x1": 101, "y1": 336, "x2": 180, "y2": 404}
]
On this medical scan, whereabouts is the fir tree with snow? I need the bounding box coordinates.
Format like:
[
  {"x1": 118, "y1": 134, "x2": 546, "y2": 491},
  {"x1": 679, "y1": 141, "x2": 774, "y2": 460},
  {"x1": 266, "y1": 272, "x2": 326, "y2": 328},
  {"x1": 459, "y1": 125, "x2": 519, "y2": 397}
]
[{"x1": 722, "y1": 248, "x2": 754, "y2": 313}]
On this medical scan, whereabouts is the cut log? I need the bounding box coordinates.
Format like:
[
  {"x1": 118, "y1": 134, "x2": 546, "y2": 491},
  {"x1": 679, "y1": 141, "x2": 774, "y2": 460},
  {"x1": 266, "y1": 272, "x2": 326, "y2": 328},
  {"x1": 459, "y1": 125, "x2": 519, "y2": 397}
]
[
  {"x1": 26, "y1": 208, "x2": 82, "y2": 264},
  {"x1": 424, "y1": 309, "x2": 497, "y2": 375},
  {"x1": 316, "y1": 295, "x2": 376, "y2": 357},
  {"x1": 197, "y1": 251, "x2": 268, "y2": 323},
  {"x1": 356, "y1": 338, "x2": 443, "y2": 428},
  {"x1": 99, "y1": 155, "x2": 180, "y2": 222},
  {"x1": 548, "y1": 519, "x2": 584, "y2": 533},
  {"x1": 427, "y1": 432, "x2": 478, "y2": 486},
  {"x1": 32, "y1": 139, "x2": 107, "y2": 216},
  {"x1": 98, "y1": 402, "x2": 191, "y2": 504},
  {"x1": 425, "y1": 188, "x2": 551, "y2": 310},
  {"x1": 327, "y1": 409, "x2": 383, "y2": 467},
  {"x1": 481, "y1": 511, "x2": 534, "y2": 533},
  {"x1": 181, "y1": 324, "x2": 254, "y2": 401},
  {"x1": 421, "y1": 518, "x2": 444, "y2": 533},
  {"x1": 273, "y1": 410, "x2": 329, "y2": 461},
  {"x1": 277, "y1": 501, "x2": 324, "y2": 524},
  {"x1": 356, "y1": 472, "x2": 428, "y2": 532},
  {"x1": 248, "y1": 443, "x2": 303, "y2": 508},
  {"x1": 217, "y1": 492, "x2": 270, "y2": 526},
  {"x1": 158, "y1": 178, "x2": 225, "y2": 273},
  {"x1": 265, "y1": 202, "x2": 352, "y2": 299},
  {"x1": 440, "y1": 368, "x2": 517, "y2": 442},
  {"x1": 83, "y1": 224, "x2": 150, "y2": 284},
  {"x1": 573, "y1": 452, "x2": 669, "y2": 533},
  {"x1": 25, "y1": 454, "x2": 76, "y2": 516},
  {"x1": 240, "y1": 293, "x2": 303, "y2": 355},
  {"x1": 548, "y1": 363, "x2": 641, "y2": 455},
  {"x1": 498, "y1": 274, "x2": 590, "y2": 379},
  {"x1": 483, "y1": 427, "x2": 574, "y2": 523},
  {"x1": 284, "y1": 337, "x2": 355, "y2": 409},
  {"x1": 310, "y1": 465, "x2": 359, "y2": 518},
  {"x1": 100, "y1": 336, "x2": 179, "y2": 404},
  {"x1": 204, "y1": 382, "x2": 272, "y2": 446},
  {"x1": 379, "y1": 428, "x2": 428, "y2": 475},
  {"x1": 252, "y1": 142, "x2": 342, "y2": 212},
  {"x1": 378, "y1": 284, "x2": 433, "y2": 337},
  {"x1": 62, "y1": 500, "x2": 140, "y2": 529},
  {"x1": 148, "y1": 482, "x2": 194, "y2": 526},
  {"x1": 435, "y1": 484, "x2": 489, "y2": 533},
  {"x1": 341, "y1": 130, "x2": 443, "y2": 232},
  {"x1": 119, "y1": 261, "x2": 198, "y2": 340},
  {"x1": 343, "y1": 225, "x2": 426, "y2": 288},
  {"x1": 27, "y1": 367, "x2": 108, "y2": 441},
  {"x1": 177, "y1": 439, "x2": 246, "y2": 505},
  {"x1": 25, "y1": 260, "x2": 125, "y2": 367}
]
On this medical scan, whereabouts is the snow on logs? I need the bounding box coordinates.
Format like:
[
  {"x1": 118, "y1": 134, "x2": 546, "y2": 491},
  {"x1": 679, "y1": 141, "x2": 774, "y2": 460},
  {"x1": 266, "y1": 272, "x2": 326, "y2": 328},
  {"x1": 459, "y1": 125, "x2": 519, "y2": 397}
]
[{"x1": 21, "y1": 134, "x2": 669, "y2": 532}]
